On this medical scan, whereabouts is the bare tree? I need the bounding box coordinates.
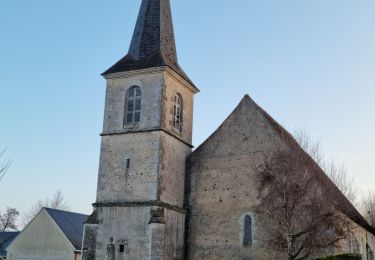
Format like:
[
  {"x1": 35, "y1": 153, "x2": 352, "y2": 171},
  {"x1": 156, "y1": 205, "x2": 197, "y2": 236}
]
[
  {"x1": 253, "y1": 150, "x2": 353, "y2": 260},
  {"x1": 362, "y1": 192, "x2": 375, "y2": 227},
  {"x1": 293, "y1": 129, "x2": 324, "y2": 166},
  {"x1": 0, "y1": 146, "x2": 11, "y2": 182},
  {"x1": 0, "y1": 207, "x2": 19, "y2": 231},
  {"x1": 23, "y1": 190, "x2": 70, "y2": 225},
  {"x1": 327, "y1": 162, "x2": 357, "y2": 206},
  {"x1": 293, "y1": 129, "x2": 357, "y2": 206}
]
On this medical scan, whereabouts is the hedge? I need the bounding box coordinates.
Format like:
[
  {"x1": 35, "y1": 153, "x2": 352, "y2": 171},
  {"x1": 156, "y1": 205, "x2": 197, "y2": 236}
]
[{"x1": 316, "y1": 254, "x2": 362, "y2": 260}]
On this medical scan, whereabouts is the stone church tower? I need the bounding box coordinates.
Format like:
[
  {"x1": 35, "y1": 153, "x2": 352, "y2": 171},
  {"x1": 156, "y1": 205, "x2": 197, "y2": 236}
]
[{"x1": 82, "y1": 0, "x2": 198, "y2": 259}]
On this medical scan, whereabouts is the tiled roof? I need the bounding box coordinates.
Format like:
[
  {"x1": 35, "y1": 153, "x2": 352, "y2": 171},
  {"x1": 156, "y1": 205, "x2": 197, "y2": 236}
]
[{"x1": 45, "y1": 208, "x2": 88, "y2": 250}]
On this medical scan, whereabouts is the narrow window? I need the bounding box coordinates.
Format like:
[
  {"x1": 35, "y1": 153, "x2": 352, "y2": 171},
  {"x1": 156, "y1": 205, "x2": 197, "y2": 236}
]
[
  {"x1": 126, "y1": 159, "x2": 130, "y2": 169},
  {"x1": 243, "y1": 215, "x2": 252, "y2": 246},
  {"x1": 173, "y1": 94, "x2": 183, "y2": 132},
  {"x1": 119, "y1": 244, "x2": 125, "y2": 253},
  {"x1": 125, "y1": 86, "x2": 142, "y2": 125}
]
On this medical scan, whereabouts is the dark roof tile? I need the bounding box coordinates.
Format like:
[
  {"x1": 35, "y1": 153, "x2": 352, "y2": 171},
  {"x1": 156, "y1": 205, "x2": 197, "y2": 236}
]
[
  {"x1": 0, "y1": 232, "x2": 19, "y2": 257},
  {"x1": 102, "y1": 0, "x2": 196, "y2": 89},
  {"x1": 45, "y1": 208, "x2": 88, "y2": 250}
]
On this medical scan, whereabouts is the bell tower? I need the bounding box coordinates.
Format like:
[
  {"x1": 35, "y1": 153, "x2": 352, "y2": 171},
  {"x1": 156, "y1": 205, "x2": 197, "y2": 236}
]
[{"x1": 82, "y1": 0, "x2": 198, "y2": 259}]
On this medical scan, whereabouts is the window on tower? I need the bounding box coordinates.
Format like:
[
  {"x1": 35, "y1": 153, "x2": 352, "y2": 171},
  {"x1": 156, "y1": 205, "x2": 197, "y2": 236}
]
[
  {"x1": 173, "y1": 93, "x2": 183, "y2": 132},
  {"x1": 243, "y1": 215, "x2": 252, "y2": 246},
  {"x1": 241, "y1": 213, "x2": 254, "y2": 247},
  {"x1": 125, "y1": 86, "x2": 142, "y2": 125}
]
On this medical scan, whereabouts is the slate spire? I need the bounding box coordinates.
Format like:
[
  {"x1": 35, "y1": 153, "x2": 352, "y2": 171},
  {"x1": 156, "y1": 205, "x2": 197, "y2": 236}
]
[
  {"x1": 103, "y1": 0, "x2": 194, "y2": 86},
  {"x1": 128, "y1": 0, "x2": 177, "y2": 63}
]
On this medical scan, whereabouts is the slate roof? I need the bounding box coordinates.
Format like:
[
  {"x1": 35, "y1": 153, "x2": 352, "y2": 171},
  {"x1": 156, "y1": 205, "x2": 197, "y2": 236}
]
[
  {"x1": 45, "y1": 208, "x2": 88, "y2": 250},
  {"x1": 0, "y1": 232, "x2": 19, "y2": 257},
  {"x1": 102, "y1": 0, "x2": 197, "y2": 89}
]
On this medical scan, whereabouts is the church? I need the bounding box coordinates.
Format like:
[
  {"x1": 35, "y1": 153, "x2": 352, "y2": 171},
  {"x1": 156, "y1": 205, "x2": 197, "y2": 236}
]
[{"x1": 81, "y1": 0, "x2": 375, "y2": 259}]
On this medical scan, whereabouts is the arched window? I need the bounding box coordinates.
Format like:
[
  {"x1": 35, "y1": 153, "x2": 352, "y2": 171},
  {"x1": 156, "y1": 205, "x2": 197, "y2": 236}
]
[
  {"x1": 243, "y1": 215, "x2": 252, "y2": 246},
  {"x1": 173, "y1": 94, "x2": 183, "y2": 132},
  {"x1": 125, "y1": 86, "x2": 141, "y2": 125}
]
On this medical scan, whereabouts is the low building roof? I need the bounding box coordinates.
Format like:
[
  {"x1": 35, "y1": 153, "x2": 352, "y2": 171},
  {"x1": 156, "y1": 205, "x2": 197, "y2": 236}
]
[
  {"x1": 0, "y1": 232, "x2": 20, "y2": 257},
  {"x1": 44, "y1": 208, "x2": 88, "y2": 250}
]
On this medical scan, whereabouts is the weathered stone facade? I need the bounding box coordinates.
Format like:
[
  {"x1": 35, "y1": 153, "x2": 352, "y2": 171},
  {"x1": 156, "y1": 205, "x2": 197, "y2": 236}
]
[
  {"x1": 186, "y1": 96, "x2": 283, "y2": 260},
  {"x1": 81, "y1": 66, "x2": 197, "y2": 259},
  {"x1": 185, "y1": 96, "x2": 375, "y2": 260},
  {"x1": 82, "y1": 1, "x2": 375, "y2": 259}
]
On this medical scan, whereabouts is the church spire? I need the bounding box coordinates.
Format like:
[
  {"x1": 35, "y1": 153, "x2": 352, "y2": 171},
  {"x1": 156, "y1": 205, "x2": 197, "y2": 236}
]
[
  {"x1": 103, "y1": 0, "x2": 194, "y2": 87},
  {"x1": 128, "y1": 0, "x2": 177, "y2": 63}
]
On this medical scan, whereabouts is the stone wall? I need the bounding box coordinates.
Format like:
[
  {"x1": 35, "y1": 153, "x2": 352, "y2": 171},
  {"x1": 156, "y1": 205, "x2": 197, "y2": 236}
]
[
  {"x1": 161, "y1": 69, "x2": 195, "y2": 145},
  {"x1": 159, "y1": 131, "x2": 191, "y2": 207},
  {"x1": 85, "y1": 67, "x2": 196, "y2": 260},
  {"x1": 85, "y1": 206, "x2": 185, "y2": 260},
  {"x1": 185, "y1": 95, "x2": 375, "y2": 260},
  {"x1": 186, "y1": 96, "x2": 284, "y2": 259},
  {"x1": 103, "y1": 70, "x2": 164, "y2": 134},
  {"x1": 96, "y1": 132, "x2": 160, "y2": 202},
  {"x1": 82, "y1": 223, "x2": 98, "y2": 260},
  {"x1": 335, "y1": 222, "x2": 375, "y2": 260}
]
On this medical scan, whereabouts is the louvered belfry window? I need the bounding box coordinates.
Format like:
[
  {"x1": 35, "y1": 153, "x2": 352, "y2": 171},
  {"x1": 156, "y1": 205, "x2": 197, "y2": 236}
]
[
  {"x1": 173, "y1": 94, "x2": 183, "y2": 132},
  {"x1": 125, "y1": 86, "x2": 142, "y2": 125}
]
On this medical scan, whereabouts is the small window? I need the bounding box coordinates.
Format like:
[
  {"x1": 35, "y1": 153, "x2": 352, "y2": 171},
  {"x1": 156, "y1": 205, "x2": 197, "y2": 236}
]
[
  {"x1": 125, "y1": 86, "x2": 142, "y2": 125},
  {"x1": 119, "y1": 244, "x2": 125, "y2": 253},
  {"x1": 173, "y1": 94, "x2": 183, "y2": 132},
  {"x1": 126, "y1": 159, "x2": 130, "y2": 169},
  {"x1": 243, "y1": 215, "x2": 252, "y2": 246}
]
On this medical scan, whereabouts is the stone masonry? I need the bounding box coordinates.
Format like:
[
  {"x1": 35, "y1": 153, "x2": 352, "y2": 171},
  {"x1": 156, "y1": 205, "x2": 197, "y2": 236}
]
[{"x1": 82, "y1": 1, "x2": 375, "y2": 259}]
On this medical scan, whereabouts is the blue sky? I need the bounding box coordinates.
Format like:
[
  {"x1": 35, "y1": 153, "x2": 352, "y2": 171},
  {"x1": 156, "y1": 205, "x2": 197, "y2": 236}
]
[{"x1": 0, "y1": 0, "x2": 374, "y2": 219}]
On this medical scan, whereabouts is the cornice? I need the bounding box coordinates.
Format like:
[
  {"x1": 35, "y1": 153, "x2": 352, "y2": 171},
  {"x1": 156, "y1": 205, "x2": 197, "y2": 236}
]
[
  {"x1": 102, "y1": 66, "x2": 199, "y2": 94},
  {"x1": 101, "y1": 128, "x2": 194, "y2": 148},
  {"x1": 164, "y1": 67, "x2": 200, "y2": 94},
  {"x1": 102, "y1": 66, "x2": 166, "y2": 80},
  {"x1": 93, "y1": 200, "x2": 187, "y2": 214}
]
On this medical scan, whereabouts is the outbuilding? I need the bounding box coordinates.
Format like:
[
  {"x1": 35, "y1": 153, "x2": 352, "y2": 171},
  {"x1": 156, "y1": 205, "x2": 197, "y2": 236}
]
[{"x1": 6, "y1": 208, "x2": 87, "y2": 260}]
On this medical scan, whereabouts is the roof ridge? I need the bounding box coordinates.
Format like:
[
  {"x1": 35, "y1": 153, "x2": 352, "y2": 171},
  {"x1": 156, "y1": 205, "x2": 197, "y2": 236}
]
[
  {"x1": 44, "y1": 207, "x2": 88, "y2": 216},
  {"x1": 45, "y1": 208, "x2": 88, "y2": 250}
]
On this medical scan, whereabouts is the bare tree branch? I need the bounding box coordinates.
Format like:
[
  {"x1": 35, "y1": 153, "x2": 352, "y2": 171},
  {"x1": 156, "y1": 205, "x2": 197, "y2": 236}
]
[
  {"x1": 22, "y1": 189, "x2": 70, "y2": 226},
  {"x1": 253, "y1": 150, "x2": 353, "y2": 260},
  {"x1": 362, "y1": 192, "x2": 375, "y2": 227},
  {"x1": 293, "y1": 129, "x2": 358, "y2": 206},
  {"x1": 0, "y1": 147, "x2": 11, "y2": 182},
  {"x1": 0, "y1": 208, "x2": 19, "y2": 231}
]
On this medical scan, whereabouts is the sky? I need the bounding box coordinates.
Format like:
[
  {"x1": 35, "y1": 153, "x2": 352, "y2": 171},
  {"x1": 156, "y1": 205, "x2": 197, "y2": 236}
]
[{"x1": 0, "y1": 0, "x2": 374, "y2": 223}]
